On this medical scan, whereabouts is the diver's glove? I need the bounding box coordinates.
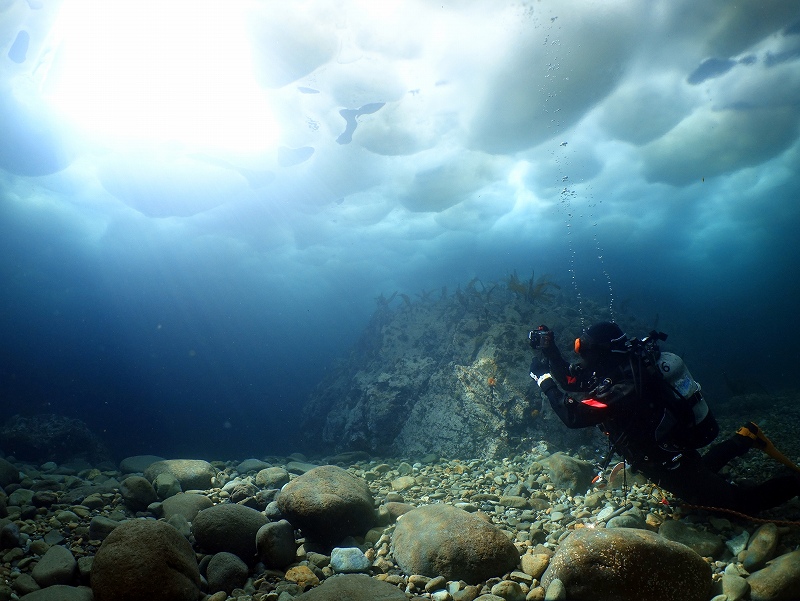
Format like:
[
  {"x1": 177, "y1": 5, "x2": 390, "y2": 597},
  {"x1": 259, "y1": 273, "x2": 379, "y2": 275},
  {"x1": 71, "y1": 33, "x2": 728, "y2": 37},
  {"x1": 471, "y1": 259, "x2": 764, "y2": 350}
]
[
  {"x1": 529, "y1": 357, "x2": 549, "y2": 378},
  {"x1": 530, "y1": 372, "x2": 558, "y2": 396}
]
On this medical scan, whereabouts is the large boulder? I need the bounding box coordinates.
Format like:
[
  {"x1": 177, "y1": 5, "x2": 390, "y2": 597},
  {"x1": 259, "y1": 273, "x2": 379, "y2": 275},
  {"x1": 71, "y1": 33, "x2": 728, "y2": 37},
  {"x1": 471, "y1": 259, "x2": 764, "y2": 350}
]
[
  {"x1": 192, "y1": 503, "x2": 268, "y2": 563},
  {"x1": 276, "y1": 465, "x2": 376, "y2": 545},
  {"x1": 144, "y1": 459, "x2": 217, "y2": 491},
  {"x1": 206, "y1": 552, "x2": 249, "y2": 595},
  {"x1": 541, "y1": 527, "x2": 711, "y2": 601},
  {"x1": 119, "y1": 476, "x2": 158, "y2": 512},
  {"x1": 747, "y1": 549, "x2": 800, "y2": 601},
  {"x1": 293, "y1": 573, "x2": 407, "y2": 601},
  {"x1": 31, "y1": 545, "x2": 76, "y2": 587},
  {"x1": 658, "y1": 519, "x2": 725, "y2": 558},
  {"x1": 90, "y1": 519, "x2": 201, "y2": 601},
  {"x1": 120, "y1": 455, "x2": 165, "y2": 474},
  {"x1": 541, "y1": 452, "x2": 595, "y2": 493},
  {"x1": 391, "y1": 504, "x2": 519, "y2": 584},
  {"x1": 19, "y1": 586, "x2": 93, "y2": 601},
  {"x1": 256, "y1": 519, "x2": 297, "y2": 569},
  {"x1": 0, "y1": 457, "x2": 20, "y2": 488},
  {"x1": 161, "y1": 492, "x2": 213, "y2": 522}
]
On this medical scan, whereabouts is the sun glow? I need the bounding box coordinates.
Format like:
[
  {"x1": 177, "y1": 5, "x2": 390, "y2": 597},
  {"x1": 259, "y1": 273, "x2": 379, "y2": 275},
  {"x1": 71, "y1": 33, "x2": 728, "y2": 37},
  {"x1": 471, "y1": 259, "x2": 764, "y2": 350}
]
[{"x1": 40, "y1": 1, "x2": 280, "y2": 154}]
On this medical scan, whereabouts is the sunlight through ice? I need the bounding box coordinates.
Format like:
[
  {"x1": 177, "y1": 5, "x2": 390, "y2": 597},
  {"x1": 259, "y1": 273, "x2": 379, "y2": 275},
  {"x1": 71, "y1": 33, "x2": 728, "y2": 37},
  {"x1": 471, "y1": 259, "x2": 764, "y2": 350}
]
[{"x1": 38, "y1": 0, "x2": 281, "y2": 154}]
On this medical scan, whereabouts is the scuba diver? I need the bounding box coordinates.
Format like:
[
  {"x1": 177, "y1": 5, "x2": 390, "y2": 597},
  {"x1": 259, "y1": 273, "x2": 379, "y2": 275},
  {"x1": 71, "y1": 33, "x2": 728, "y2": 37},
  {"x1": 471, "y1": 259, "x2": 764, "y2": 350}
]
[{"x1": 528, "y1": 321, "x2": 800, "y2": 514}]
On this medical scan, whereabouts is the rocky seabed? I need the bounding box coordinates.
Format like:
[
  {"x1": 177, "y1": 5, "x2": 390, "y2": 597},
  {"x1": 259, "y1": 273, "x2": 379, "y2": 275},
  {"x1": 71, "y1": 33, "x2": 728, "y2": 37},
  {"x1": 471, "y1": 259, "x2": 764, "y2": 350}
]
[{"x1": 0, "y1": 445, "x2": 799, "y2": 601}]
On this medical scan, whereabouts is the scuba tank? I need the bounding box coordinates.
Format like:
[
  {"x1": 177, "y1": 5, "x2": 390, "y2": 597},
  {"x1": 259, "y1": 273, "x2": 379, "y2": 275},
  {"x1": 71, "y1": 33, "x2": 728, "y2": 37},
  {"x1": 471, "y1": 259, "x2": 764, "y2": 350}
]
[
  {"x1": 630, "y1": 331, "x2": 717, "y2": 449},
  {"x1": 655, "y1": 352, "x2": 710, "y2": 426}
]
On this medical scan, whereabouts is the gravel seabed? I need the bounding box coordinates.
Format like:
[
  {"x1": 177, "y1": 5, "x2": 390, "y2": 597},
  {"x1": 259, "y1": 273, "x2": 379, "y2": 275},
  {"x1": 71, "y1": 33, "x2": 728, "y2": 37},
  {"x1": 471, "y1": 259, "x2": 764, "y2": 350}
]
[{"x1": 2, "y1": 432, "x2": 800, "y2": 601}]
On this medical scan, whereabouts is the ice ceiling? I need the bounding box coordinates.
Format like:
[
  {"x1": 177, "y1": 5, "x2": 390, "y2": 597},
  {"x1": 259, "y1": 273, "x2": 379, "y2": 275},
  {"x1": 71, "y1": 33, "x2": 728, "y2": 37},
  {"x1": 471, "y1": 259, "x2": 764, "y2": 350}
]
[{"x1": 4, "y1": 1, "x2": 798, "y2": 214}]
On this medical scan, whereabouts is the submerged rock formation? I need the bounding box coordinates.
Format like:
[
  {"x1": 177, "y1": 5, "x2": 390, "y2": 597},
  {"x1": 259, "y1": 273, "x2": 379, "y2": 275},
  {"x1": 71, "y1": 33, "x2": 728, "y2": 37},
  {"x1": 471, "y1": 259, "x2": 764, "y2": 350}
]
[
  {"x1": 300, "y1": 275, "x2": 646, "y2": 459},
  {"x1": 0, "y1": 414, "x2": 111, "y2": 464}
]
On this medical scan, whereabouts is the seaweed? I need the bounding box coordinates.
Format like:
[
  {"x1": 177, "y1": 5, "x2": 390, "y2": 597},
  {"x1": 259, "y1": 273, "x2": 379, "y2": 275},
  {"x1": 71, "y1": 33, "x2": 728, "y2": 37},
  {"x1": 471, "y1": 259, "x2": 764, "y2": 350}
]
[
  {"x1": 375, "y1": 291, "x2": 397, "y2": 308},
  {"x1": 454, "y1": 286, "x2": 467, "y2": 307},
  {"x1": 416, "y1": 288, "x2": 434, "y2": 302},
  {"x1": 507, "y1": 270, "x2": 560, "y2": 304},
  {"x1": 465, "y1": 277, "x2": 484, "y2": 295}
]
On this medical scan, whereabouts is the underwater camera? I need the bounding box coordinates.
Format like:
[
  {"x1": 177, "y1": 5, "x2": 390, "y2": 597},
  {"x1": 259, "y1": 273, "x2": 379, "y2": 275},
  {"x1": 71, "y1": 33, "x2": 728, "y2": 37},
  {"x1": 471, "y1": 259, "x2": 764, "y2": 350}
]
[{"x1": 528, "y1": 325, "x2": 552, "y2": 349}]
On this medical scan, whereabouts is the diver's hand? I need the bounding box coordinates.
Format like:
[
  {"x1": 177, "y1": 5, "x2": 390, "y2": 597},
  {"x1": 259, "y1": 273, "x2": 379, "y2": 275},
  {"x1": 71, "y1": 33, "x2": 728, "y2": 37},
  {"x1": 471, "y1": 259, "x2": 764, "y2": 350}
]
[{"x1": 529, "y1": 357, "x2": 549, "y2": 379}]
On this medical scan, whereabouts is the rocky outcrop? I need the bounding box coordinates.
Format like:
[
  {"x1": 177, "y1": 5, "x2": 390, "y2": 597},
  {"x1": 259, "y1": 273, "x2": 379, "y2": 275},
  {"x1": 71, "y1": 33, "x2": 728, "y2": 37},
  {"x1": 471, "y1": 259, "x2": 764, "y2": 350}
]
[
  {"x1": 299, "y1": 280, "x2": 640, "y2": 459},
  {"x1": 0, "y1": 414, "x2": 111, "y2": 464}
]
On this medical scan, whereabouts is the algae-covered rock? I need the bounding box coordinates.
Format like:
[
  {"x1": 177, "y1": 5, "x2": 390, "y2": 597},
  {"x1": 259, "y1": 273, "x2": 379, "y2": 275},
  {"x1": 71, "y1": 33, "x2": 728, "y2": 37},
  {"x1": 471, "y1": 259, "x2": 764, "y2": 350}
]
[
  {"x1": 541, "y1": 527, "x2": 711, "y2": 601},
  {"x1": 298, "y1": 282, "x2": 644, "y2": 459}
]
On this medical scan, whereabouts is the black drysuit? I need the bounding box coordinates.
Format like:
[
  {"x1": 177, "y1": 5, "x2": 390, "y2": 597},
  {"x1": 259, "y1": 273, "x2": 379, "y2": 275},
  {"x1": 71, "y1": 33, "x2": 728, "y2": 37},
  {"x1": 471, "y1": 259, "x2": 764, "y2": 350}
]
[{"x1": 536, "y1": 346, "x2": 800, "y2": 514}]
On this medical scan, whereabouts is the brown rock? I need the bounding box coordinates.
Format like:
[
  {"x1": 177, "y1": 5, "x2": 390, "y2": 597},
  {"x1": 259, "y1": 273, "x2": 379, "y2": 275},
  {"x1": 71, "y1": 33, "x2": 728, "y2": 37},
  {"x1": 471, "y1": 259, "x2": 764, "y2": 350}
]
[
  {"x1": 294, "y1": 573, "x2": 407, "y2": 600},
  {"x1": 90, "y1": 519, "x2": 201, "y2": 601},
  {"x1": 748, "y1": 549, "x2": 800, "y2": 601},
  {"x1": 276, "y1": 465, "x2": 376, "y2": 545},
  {"x1": 391, "y1": 504, "x2": 519, "y2": 584},
  {"x1": 285, "y1": 565, "x2": 320, "y2": 591},
  {"x1": 192, "y1": 503, "x2": 267, "y2": 563},
  {"x1": 541, "y1": 527, "x2": 711, "y2": 601},
  {"x1": 541, "y1": 452, "x2": 595, "y2": 493},
  {"x1": 743, "y1": 522, "x2": 779, "y2": 572},
  {"x1": 520, "y1": 552, "x2": 550, "y2": 580},
  {"x1": 144, "y1": 459, "x2": 217, "y2": 491}
]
